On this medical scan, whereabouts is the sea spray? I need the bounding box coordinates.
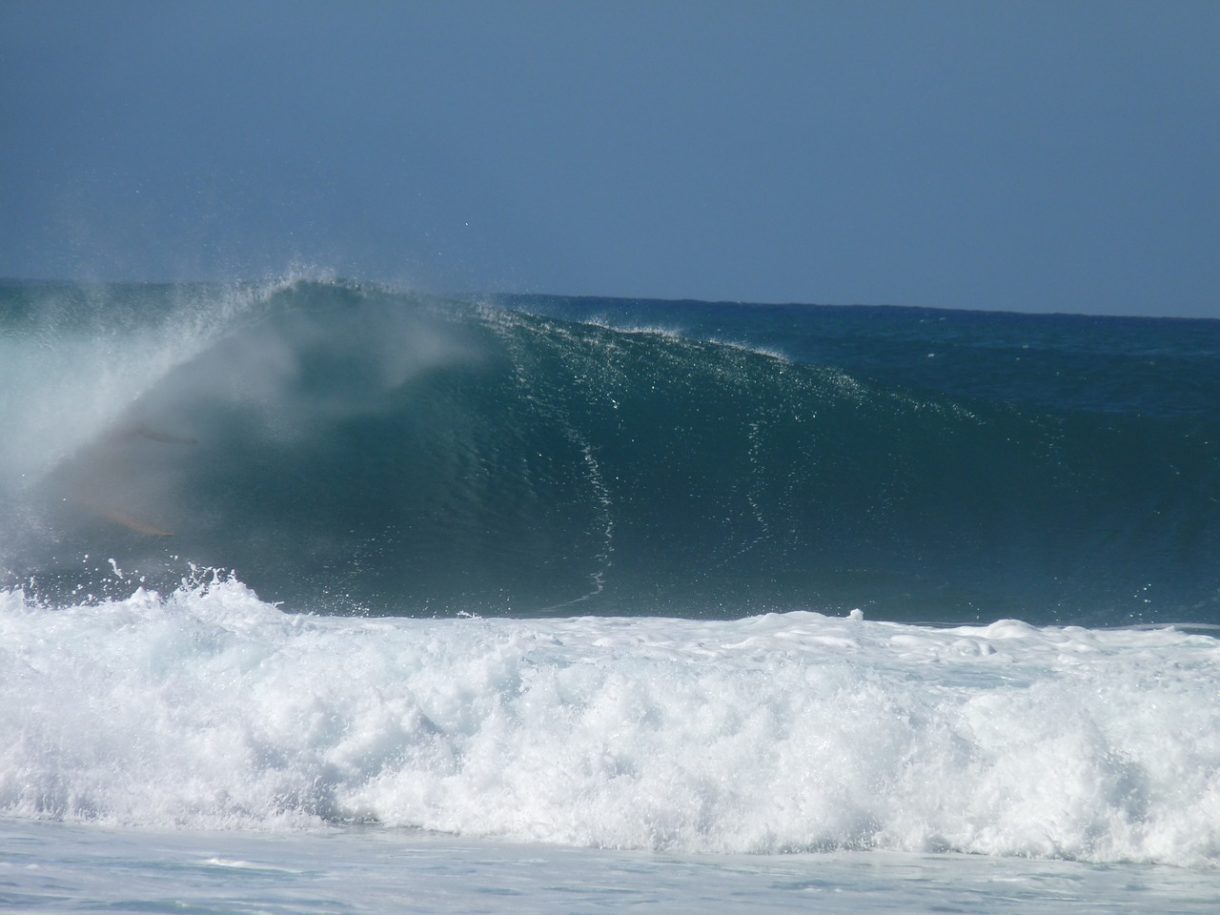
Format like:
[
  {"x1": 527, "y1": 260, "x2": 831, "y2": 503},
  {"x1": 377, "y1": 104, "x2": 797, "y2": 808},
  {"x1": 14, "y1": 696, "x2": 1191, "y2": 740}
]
[{"x1": 1, "y1": 575, "x2": 1217, "y2": 865}]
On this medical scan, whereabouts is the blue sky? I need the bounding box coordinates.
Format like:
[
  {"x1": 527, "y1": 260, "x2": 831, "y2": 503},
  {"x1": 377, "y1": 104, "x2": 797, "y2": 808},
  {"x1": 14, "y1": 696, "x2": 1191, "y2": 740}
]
[{"x1": 2, "y1": 1, "x2": 1218, "y2": 316}]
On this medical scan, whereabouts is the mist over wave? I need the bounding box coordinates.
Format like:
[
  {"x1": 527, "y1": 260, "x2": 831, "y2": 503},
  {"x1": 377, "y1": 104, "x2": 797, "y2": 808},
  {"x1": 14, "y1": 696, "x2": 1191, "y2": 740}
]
[{"x1": 1, "y1": 277, "x2": 1218, "y2": 624}]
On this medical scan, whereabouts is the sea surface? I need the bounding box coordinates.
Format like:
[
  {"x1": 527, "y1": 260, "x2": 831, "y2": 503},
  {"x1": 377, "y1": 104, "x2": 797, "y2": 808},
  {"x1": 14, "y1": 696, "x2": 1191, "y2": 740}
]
[{"x1": 1, "y1": 276, "x2": 1218, "y2": 911}]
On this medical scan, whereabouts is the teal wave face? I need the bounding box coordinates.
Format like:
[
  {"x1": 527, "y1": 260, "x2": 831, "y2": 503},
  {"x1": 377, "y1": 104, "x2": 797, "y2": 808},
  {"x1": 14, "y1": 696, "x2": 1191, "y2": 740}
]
[
  {"x1": 501, "y1": 294, "x2": 1220, "y2": 420},
  {"x1": 4, "y1": 280, "x2": 1219, "y2": 624}
]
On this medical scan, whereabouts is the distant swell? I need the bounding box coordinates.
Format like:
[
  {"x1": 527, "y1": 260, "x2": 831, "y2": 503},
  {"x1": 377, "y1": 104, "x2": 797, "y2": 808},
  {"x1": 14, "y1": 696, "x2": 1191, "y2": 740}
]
[
  {"x1": 2, "y1": 279, "x2": 1218, "y2": 624},
  {"x1": 1, "y1": 578, "x2": 1218, "y2": 865}
]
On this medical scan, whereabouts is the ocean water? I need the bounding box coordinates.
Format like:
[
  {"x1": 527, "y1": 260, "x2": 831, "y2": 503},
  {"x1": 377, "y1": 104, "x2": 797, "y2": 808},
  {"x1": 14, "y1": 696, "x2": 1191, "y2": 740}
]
[{"x1": 1, "y1": 277, "x2": 1218, "y2": 910}]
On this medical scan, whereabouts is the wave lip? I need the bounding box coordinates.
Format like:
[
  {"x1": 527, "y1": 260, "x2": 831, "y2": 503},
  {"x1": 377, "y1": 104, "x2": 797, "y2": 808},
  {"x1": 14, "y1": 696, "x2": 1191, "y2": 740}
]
[{"x1": 2, "y1": 577, "x2": 1218, "y2": 867}]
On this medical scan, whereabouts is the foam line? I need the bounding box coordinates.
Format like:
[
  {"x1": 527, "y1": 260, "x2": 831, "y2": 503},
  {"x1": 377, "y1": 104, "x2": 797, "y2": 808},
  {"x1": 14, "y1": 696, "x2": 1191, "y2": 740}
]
[{"x1": 2, "y1": 577, "x2": 1217, "y2": 866}]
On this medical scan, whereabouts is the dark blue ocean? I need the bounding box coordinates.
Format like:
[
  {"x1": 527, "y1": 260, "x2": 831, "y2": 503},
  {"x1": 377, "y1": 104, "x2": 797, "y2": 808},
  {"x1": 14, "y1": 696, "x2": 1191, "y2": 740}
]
[
  {"x1": 2, "y1": 277, "x2": 1218, "y2": 908},
  {"x1": 3, "y1": 277, "x2": 1217, "y2": 625}
]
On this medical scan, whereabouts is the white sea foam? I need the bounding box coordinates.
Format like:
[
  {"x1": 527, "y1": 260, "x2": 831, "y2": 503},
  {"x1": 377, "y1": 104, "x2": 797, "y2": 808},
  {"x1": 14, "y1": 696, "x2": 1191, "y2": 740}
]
[{"x1": 1, "y1": 577, "x2": 1218, "y2": 867}]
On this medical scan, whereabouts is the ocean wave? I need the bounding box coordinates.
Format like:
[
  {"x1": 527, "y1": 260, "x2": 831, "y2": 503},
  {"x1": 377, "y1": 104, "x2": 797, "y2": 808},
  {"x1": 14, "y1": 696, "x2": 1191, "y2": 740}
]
[
  {"x1": 2, "y1": 279, "x2": 1218, "y2": 623},
  {"x1": 2, "y1": 575, "x2": 1217, "y2": 866}
]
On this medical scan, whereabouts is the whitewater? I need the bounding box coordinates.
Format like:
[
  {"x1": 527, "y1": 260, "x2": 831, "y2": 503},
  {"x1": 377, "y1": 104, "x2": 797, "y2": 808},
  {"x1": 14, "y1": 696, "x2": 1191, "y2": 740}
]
[{"x1": 2, "y1": 276, "x2": 1219, "y2": 911}]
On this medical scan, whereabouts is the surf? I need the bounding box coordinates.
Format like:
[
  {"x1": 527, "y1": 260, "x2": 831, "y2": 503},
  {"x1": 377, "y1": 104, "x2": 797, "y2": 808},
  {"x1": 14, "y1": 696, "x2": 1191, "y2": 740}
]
[
  {"x1": 2, "y1": 278, "x2": 1218, "y2": 625},
  {"x1": 1, "y1": 575, "x2": 1217, "y2": 866}
]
